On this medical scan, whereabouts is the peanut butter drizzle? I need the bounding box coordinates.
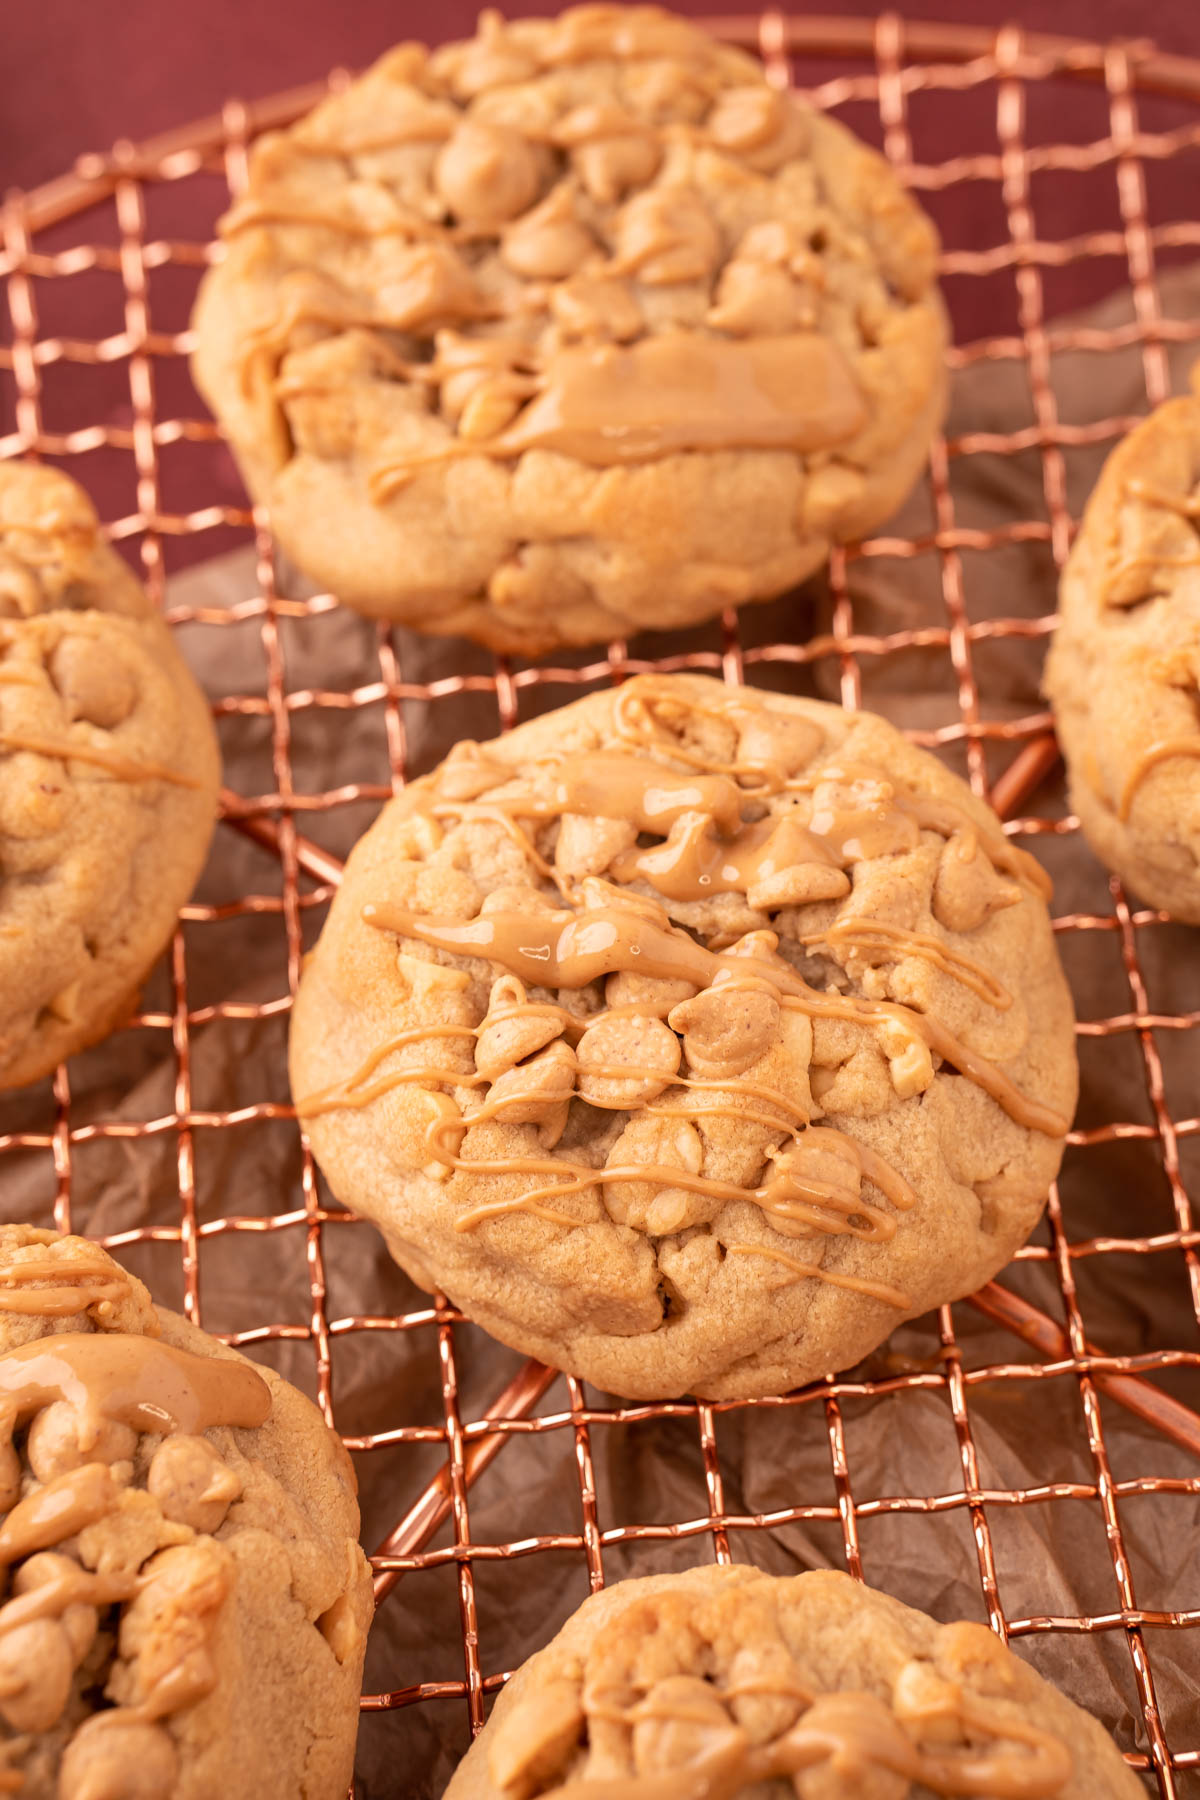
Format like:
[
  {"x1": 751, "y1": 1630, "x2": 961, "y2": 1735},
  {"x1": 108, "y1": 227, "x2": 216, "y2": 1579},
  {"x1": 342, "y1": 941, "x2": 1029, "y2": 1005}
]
[
  {"x1": 288, "y1": 118, "x2": 458, "y2": 157},
  {"x1": 223, "y1": 201, "x2": 443, "y2": 240},
  {"x1": 432, "y1": 1095, "x2": 908, "y2": 1243},
  {"x1": 610, "y1": 811, "x2": 844, "y2": 902},
  {"x1": 428, "y1": 799, "x2": 561, "y2": 887},
  {"x1": 0, "y1": 1462, "x2": 118, "y2": 1565},
  {"x1": 292, "y1": 1018, "x2": 583, "y2": 1118},
  {"x1": 1112, "y1": 553, "x2": 1200, "y2": 571},
  {"x1": 610, "y1": 677, "x2": 1051, "y2": 899},
  {"x1": 448, "y1": 1148, "x2": 900, "y2": 1243},
  {"x1": 798, "y1": 919, "x2": 1012, "y2": 1011},
  {"x1": 1125, "y1": 477, "x2": 1200, "y2": 518},
  {"x1": 0, "y1": 1256, "x2": 130, "y2": 1316},
  {"x1": 1116, "y1": 734, "x2": 1200, "y2": 819},
  {"x1": 804, "y1": 771, "x2": 1052, "y2": 901},
  {"x1": 299, "y1": 1064, "x2": 485, "y2": 1119},
  {"x1": 369, "y1": 332, "x2": 867, "y2": 497},
  {"x1": 0, "y1": 1562, "x2": 136, "y2": 1636},
  {"x1": 726, "y1": 1242, "x2": 912, "y2": 1309},
  {"x1": 362, "y1": 902, "x2": 1069, "y2": 1137},
  {"x1": 242, "y1": 278, "x2": 499, "y2": 400},
  {"x1": 535, "y1": 753, "x2": 745, "y2": 836},
  {"x1": 538, "y1": 1686, "x2": 1072, "y2": 1800},
  {"x1": 0, "y1": 1332, "x2": 272, "y2": 1443},
  {"x1": 0, "y1": 730, "x2": 200, "y2": 789},
  {"x1": 613, "y1": 680, "x2": 810, "y2": 790}
]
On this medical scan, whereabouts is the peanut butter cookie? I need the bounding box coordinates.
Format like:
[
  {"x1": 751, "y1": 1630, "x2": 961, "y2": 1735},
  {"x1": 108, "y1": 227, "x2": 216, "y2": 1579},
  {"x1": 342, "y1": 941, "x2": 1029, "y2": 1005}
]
[
  {"x1": 1045, "y1": 373, "x2": 1200, "y2": 921},
  {"x1": 0, "y1": 462, "x2": 220, "y2": 1089},
  {"x1": 191, "y1": 6, "x2": 947, "y2": 654},
  {"x1": 290, "y1": 674, "x2": 1076, "y2": 1401},
  {"x1": 444, "y1": 1564, "x2": 1141, "y2": 1799},
  {"x1": 0, "y1": 1224, "x2": 372, "y2": 1800}
]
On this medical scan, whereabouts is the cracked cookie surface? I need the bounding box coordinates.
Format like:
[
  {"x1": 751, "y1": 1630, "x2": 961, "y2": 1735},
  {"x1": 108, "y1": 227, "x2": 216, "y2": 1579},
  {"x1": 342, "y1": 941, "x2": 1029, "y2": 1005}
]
[
  {"x1": 290, "y1": 674, "x2": 1076, "y2": 1401},
  {"x1": 444, "y1": 1564, "x2": 1142, "y2": 1799},
  {"x1": 0, "y1": 1224, "x2": 372, "y2": 1800},
  {"x1": 0, "y1": 461, "x2": 220, "y2": 1090},
  {"x1": 1045, "y1": 372, "x2": 1200, "y2": 922},
  {"x1": 191, "y1": 5, "x2": 947, "y2": 654}
]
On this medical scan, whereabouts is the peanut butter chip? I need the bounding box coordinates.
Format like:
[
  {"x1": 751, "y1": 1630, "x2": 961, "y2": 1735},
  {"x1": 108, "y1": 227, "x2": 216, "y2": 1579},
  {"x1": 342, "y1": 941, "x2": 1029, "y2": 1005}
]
[
  {"x1": 577, "y1": 1012, "x2": 681, "y2": 1107},
  {"x1": 550, "y1": 276, "x2": 643, "y2": 343},
  {"x1": 12, "y1": 1551, "x2": 102, "y2": 1661},
  {"x1": 0, "y1": 1616, "x2": 73, "y2": 1731},
  {"x1": 318, "y1": 1590, "x2": 363, "y2": 1667},
  {"x1": 569, "y1": 128, "x2": 662, "y2": 206},
  {"x1": 502, "y1": 186, "x2": 597, "y2": 281},
  {"x1": 48, "y1": 637, "x2": 136, "y2": 729},
  {"x1": 668, "y1": 982, "x2": 781, "y2": 1078},
  {"x1": 485, "y1": 1040, "x2": 578, "y2": 1128},
  {"x1": 633, "y1": 1673, "x2": 737, "y2": 1774},
  {"x1": 147, "y1": 1434, "x2": 242, "y2": 1534},
  {"x1": 708, "y1": 86, "x2": 786, "y2": 153},
  {"x1": 614, "y1": 186, "x2": 721, "y2": 284},
  {"x1": 0, "y1": 1442, "x2": 19, "y2": 1514},
  {"x1": 932, "y1": 831, "x2": 1021, "y2": 933},
  {"x1": 707, "y1": 85, "x2": 810, "y2": 170},
  {"x1": 475, "y1": 979, "x2": 566, "y2": 1082},
  {"x1": 438, "y1": 9, "x2": 537, "y2": 99},
  {"x1": 435, "y1": 120, "x2": 542, "y2": 224},
  {"x1": 58, "y1": 1717, "x2": 179, "y2": 1800},
  {"x1": 487, "y1": 1676, "x2": 585, "y2": 1791},
  {"x1": 26, "y1": 1400, "x2": 138, "y2": 1485}
]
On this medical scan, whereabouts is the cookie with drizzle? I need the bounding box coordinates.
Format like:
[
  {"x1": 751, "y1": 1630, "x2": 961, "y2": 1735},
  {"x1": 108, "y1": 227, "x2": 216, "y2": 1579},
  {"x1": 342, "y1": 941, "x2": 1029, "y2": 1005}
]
[
  {"x1": 290, "y1": 674, "x2": 1077, "y2": 1401},
  {"x1": 443, "y1": 1564, "x2": 1143, "y2": 1800}
]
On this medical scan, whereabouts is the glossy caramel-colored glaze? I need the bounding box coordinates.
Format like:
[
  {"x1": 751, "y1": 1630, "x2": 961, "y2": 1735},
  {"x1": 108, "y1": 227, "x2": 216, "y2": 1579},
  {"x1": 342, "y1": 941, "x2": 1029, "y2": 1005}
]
[
  {"x1": 726, "y1": 1241, "x2": 911, "y2": 1309},
  {"x1": 370, "y1": 331, "x2": 867, "y2": 497},
  {"x1": 798, "y1": 919, "x2": 1012, "y2": 1010},
  {"x1": 0, "y1": 1560, "x2": 136, "y2": 1635},
  {"x1": 611, "y1": 812, "x2": 845, "y2": 903},
  {"x1": 0, "y1": 1332, "x2": 272, "y2": 1443},
  {"x1": 0, "y1": 1256, "x2": 130, "y2": 1316},
  {"x1": 0, "y1": 729, "x2": 200, "y2": 789},
  {"x1": 1116, "y1": 734, "x2": 1200, "y2": 819},
  {"x1": 0, "y1": 1462, "x2": 119, "y2": 1566}
]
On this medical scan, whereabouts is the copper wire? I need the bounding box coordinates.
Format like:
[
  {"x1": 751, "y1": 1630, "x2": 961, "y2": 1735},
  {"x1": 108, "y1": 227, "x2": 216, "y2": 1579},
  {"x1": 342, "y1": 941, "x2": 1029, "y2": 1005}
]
[{"x1": 2, "y1": 15, "x2": 1200, "y2": 1792}]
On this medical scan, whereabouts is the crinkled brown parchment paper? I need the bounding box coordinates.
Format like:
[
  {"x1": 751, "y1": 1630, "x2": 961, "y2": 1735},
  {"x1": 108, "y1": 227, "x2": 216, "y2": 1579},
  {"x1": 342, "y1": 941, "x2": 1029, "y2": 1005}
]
[{"x1": 1, "y1": 272, "x2": 1199, "y2": 1796}]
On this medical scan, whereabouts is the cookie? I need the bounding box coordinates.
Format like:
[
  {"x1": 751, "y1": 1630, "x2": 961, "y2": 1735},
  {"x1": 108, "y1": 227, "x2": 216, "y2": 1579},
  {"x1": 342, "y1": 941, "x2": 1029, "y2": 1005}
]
[
  {"x1": 0, "y1": 1224, "x2": 372, "y2": 1800},
  {"x1": 444, "y1": 1564, "x2": 1141, "y2": 1799},
  {"x1": 290, "y1": 674, "x2": 1076, "y2": 1401},
  {"x1": 0, "y1": 462, "x2": 221, "y2": 1089},
  {"x1": 1044, "y1": 374, "x2": 1200, "y2": 922},
  {"x1": 191, "y1": 5, "x2": 947, "y2": 655}
]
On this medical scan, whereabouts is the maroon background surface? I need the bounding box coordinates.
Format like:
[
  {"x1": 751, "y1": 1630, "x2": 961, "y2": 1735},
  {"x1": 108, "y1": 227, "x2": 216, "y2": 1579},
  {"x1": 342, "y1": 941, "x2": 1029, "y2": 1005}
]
[{"x1": 5, "y1": 0, "x2": 1200, "y2": 197}]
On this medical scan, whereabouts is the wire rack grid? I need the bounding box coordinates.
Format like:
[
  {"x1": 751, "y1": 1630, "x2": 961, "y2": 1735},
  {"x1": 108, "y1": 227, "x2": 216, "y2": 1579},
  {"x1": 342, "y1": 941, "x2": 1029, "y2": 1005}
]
[{"x1": 2, "y1": 11, "x2": 1200, "y2": 1796}]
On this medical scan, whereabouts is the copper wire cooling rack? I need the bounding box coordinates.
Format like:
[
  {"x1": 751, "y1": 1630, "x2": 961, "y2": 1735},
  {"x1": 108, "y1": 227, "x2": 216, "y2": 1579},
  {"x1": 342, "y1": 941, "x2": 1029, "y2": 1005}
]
[{"x1": 4, "y1": 11, "x2": 1200, "y2": 1796}]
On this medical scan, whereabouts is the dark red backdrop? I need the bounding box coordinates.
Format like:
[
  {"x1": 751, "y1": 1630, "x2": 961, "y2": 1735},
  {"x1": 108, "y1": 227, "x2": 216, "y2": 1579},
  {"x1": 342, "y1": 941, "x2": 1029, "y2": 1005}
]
[{"x1": 5, "y1": 1, "x2": 1200, "y2": 197}]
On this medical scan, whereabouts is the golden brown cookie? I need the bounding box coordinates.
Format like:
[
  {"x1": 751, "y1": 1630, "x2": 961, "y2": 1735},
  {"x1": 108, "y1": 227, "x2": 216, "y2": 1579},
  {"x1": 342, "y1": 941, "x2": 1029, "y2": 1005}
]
[
  {"x1": 444, "y1": 1564, "x2": 1142, "y2": 1799},
  {"x1": 0, "y1": 462, "x2": 221, "y2": 1089},
  {"x1": 0, "y1": 1224, "x2": 372, "y2": 1800},
  {"x1": 191, "y1": 6, "x2": 947, "y2": 654},
  {"x1": 1045, "y1": 373, "x2": 1200, "y2": 922},
  {"x1": 289, "y1": 674, "x2": 1076, "y2": 1401}
]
